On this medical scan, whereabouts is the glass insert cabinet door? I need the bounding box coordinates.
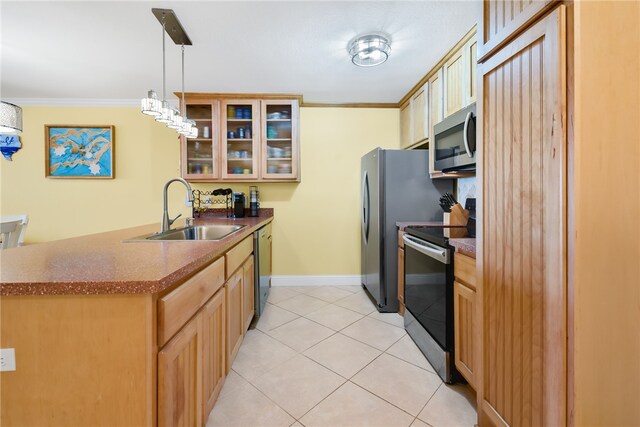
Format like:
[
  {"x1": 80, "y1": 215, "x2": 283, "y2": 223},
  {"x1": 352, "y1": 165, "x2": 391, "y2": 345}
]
[
  {"x1": 261, "y1": 100, "x2": 299, "y2": 180},
  {"x1": 182, "y1": 101, "x2": 220, "y2": 180},
  {"x1": 221, "y1": 100, "x2": 260, "y2": 180}
]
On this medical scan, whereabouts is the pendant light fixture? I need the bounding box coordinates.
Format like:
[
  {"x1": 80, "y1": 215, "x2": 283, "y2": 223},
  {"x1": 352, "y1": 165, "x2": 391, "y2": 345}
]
[
  {"x1": 0, "y1": 101, "x2": 23, "y2": 135},
  {"x1": 141, "y1": 9, "x2": 196, "y2": 138}
]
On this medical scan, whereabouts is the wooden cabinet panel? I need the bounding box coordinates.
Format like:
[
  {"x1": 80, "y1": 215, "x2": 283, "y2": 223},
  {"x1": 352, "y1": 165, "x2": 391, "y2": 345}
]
[
  {"x1": 454, "y1": 281, "x2": 475, "y2": 388},
  {"x1": 444, "y1": 48, "x2": 465, "y2": 117},
  {"x1": 158, "y1": 257, "x2": 225, "y2": 346},
  {"x1": 221, "y1": 99, "x2": 260, "y2": 180},
  {"x1": 181, "y1": 100, "x2": 220, "y2": 179},
  {"x1": 465, "y1": 38, "x2": 478, "y2": 106},
  {"x1": 411, "y1": 83, "x2": 429, "y2": 145},
  {"x1": 242, "y1": 255, "x2": 255, "y2": 331},
  {"x1": 454, "y1": 252, "x2": 476, "y2": 290},
  {"x1": 202, "y1": 290, "x2": 226, "y2": 420},
  {"x1": 158, "y1": 314, "x2": 202, "y2": 427},
  {"x1": 261, "y1": 99, "x2": 300, "y2": 180},
  {"x1": 478, "y1": 0, "x2": 556, "y2": 61},
  {"x1": 225, "y1": 269, "x2": 244, "y2": 373},
  {"x1": 399, "y1": 101, "x2": 411, "y2": 149},
  {"x1": 428, "y1": 68, "x2": 444, "y2": 174},
  {"x1": 226, "y1": 235, "x2": 253, "y2": 279},
  {"x1": 479, "y1": 7, "x2": 566, "y2": 426}
]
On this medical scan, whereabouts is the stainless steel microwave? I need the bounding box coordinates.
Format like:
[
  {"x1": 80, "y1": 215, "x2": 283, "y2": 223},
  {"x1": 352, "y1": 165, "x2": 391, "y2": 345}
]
[{"x1": 433, "y1": 103, "x2": 476, "y2": 172}]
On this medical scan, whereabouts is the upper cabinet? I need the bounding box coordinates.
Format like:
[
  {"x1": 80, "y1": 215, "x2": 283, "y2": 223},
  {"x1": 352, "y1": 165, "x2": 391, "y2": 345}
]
[
  {"x1": 181, "y1": 95, "x2": 301, "y2": 182},
  {"x1": 478, "y1": 0, "x2": 556, "y2": 61},
  {"x1": 181, "y1": 100, "x2": 220, "y2": 180},
  {"x1": 398, "y1": 26, "x2": 477, "y2": 178},
  {"x1": 399, "y1": 83, "x2": 429, "y2": 149}
]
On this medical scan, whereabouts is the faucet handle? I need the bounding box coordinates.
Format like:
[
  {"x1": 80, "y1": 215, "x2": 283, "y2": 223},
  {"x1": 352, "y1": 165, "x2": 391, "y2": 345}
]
[{"x1": 169, "y1": 213, "x2": 182, "y2": 226}]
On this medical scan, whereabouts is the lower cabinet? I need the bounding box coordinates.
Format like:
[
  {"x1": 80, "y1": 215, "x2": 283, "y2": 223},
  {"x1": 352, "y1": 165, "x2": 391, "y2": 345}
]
[
  {"x1": 453, "y1": 252, "x2": 477, "y2": 390},
  {"x1": 225, "y1": 268, "x2": 244, "y2": 373},
  {"x1": 453, "y1": 280, "x2": 476, "y2": 388},
  {"x1": 158, "y1": 313, "x2": 203, "y2": 427},
  {"x1": 202, "y1": 290, "x2": 226, "y2": 419}
]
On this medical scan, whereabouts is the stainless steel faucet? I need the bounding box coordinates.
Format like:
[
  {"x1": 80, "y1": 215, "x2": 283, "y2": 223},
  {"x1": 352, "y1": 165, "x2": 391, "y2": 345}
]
[{"x1": 161, "y1": 178, "x2": 194, "y2": 233}]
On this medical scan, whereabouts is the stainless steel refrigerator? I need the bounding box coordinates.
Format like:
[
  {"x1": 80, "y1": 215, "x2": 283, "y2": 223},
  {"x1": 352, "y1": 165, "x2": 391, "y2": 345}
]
[{"x1": 361, "y1": 148, "x2": 453, "y2": 312}]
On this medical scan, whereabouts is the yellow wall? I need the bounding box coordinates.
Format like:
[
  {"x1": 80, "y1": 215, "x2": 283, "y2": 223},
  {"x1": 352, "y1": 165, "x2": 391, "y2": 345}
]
[
  {"x1": 0, "y1": 106, "x2": 190, "y2": 241},
  {"x1": 0, "y1": 106, "x2": 399, "y2": 275}
]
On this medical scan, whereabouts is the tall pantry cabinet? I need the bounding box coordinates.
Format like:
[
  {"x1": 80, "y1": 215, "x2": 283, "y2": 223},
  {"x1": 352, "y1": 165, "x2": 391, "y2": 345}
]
[{"x1": 477, "y1": 2, "x2": 566, "y2": 426}]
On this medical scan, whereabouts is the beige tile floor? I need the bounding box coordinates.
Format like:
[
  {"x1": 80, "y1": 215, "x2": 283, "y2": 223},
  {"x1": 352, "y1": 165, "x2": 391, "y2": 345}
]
[{"x1": 207, "y1": 285, "x2": 477, "y2": 427}]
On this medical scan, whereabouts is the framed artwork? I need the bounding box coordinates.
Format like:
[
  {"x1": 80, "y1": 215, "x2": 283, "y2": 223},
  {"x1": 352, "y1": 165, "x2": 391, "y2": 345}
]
[{"x1": 45, "y1": 125, "x2": 115, "y2": 178}]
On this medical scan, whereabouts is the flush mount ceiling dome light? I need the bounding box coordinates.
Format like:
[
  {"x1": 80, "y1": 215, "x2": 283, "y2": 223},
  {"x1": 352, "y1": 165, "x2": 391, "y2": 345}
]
[{"x1": 348, "y1": 34, "x2": 391, "y2": 67}]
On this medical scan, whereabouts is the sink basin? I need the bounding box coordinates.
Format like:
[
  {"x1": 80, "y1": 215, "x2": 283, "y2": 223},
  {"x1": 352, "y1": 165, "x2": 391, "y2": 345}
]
[{"x1": 129, "y1": 224, "x2": 246, "y2": 241}]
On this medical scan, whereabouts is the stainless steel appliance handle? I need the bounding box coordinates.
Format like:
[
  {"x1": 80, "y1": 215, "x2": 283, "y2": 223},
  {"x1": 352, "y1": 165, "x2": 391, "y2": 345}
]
[
  {"x1": 361, "y1": 172, "x2": 370, "y2": 243},
  {"x1": 463, "y1": 111, "x2": 473, "y2": 158},
  {"x1": 403, "y1": 234, "x2": 450, "y2": 264}
]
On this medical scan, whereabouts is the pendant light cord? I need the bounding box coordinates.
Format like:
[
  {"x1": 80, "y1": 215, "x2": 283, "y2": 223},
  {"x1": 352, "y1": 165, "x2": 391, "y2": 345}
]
[
  {"x1": 181, "y1": 45, "x2": 185, "y2": 116},
  {"x1": 162, "y1": 17, "x2": 166, "y2": 102}
]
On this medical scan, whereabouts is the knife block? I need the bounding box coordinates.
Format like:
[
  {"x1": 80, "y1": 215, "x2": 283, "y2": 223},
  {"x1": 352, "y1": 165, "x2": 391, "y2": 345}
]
[{"x1": 444, "y1": 204, "x2": 470, "y2": 238}]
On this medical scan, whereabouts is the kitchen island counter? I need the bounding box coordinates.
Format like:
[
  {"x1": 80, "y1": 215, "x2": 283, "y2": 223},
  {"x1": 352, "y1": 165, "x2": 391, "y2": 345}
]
[{"x1": 0, "y1": 210, "x2": 273, "y2": 296}]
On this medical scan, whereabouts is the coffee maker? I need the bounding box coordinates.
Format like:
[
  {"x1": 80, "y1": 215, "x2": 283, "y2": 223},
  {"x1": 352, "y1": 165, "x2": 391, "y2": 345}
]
[{"x1": 232, "y1": 192, "x2": 246, "y2": 218}]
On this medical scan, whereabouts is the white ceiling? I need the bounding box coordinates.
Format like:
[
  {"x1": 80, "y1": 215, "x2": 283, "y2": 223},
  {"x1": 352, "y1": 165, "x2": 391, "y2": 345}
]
[{"x1": 1, "y1": 1, "x2": 480, "y2": 105}]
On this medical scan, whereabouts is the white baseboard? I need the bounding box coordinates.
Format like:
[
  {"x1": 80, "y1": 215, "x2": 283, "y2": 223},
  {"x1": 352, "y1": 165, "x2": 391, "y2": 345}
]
[{"x1": 271, "y1": 275, "x2": 361, "y2": 287}]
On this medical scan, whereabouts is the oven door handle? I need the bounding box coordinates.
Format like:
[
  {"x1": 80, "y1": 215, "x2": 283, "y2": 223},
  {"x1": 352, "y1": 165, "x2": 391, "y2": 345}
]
[{"x1": 403, "y1": 235, "x2": 450, "y2": 264}]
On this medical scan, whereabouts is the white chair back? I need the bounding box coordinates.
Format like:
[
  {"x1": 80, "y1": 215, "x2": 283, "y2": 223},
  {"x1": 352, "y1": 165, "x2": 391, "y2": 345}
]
[{"x1": 0, "y1": 215, "x2": 29, "y2": 249}]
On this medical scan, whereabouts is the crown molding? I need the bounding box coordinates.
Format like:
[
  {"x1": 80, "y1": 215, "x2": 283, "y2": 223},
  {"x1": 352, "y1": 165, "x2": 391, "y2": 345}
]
[{"x1": 2, "y1": 98, "x2": 140, "y2": 107}]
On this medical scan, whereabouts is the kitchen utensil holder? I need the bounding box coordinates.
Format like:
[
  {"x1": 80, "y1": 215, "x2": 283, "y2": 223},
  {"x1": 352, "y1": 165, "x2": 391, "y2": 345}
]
[{"x1": 443, "y1": 203, "x2": 469, "y2": 238}]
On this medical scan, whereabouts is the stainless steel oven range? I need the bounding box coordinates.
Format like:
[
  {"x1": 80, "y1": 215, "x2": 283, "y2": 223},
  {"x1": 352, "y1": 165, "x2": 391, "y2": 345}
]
[{"x1": 402, "y1": 226, "x2": 464, "y2": 384}]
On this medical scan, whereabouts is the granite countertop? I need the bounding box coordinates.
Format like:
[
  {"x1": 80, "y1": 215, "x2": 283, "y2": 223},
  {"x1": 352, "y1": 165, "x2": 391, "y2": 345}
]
[
  {"x1": 0, "y1": 210, "x2": 273, "y2": 296},
  {"x1": 448, "y1": 238, "x2": 477, "y2": 258}
]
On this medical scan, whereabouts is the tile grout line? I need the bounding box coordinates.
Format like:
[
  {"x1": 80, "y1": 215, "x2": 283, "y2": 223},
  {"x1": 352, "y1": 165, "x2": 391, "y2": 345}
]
[{"x1": 382, "y1": 349, "x2": 438, "y2": 376}]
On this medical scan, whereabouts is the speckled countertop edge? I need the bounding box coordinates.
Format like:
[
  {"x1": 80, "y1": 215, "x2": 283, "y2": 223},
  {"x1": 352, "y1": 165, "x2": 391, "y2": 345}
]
[{"x1": 0, "y1": 210, "x2": 273, "y2": 296}]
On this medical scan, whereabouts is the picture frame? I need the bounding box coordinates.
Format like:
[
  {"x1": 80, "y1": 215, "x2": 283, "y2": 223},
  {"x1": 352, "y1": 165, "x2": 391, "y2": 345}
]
[{"x1": 45, "y1": 125, "x2": 115, "y2": 179}]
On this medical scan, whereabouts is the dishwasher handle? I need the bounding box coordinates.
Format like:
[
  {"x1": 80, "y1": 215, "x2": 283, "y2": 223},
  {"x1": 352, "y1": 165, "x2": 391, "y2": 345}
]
[{"x1": 403, "y1": 234, "x2": 450, "y2": 264}]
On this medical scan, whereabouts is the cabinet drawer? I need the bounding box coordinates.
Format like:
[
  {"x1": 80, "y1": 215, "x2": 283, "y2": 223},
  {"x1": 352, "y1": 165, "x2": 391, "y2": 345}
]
[
  {"x1": 226, "y1": 235, "x2": 253, "y2": 278},
  {"x1": 454, "y1": 252, "x2": 476, "y2": 290},
  {"x1": 158, "y1": 257, "x2": 225, "y2": 346}
]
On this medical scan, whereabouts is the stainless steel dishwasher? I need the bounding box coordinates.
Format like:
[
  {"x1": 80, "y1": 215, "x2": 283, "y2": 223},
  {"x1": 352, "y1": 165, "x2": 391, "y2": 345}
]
[{"x1": 254, "y1": 223, "x2": 272, "y2": 317}]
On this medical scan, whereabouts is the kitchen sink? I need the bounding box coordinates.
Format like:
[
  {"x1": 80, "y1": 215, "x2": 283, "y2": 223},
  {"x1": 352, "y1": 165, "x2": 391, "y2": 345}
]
[{"x1": 128, "y1": 224, "x2": 246, "y2": 242}]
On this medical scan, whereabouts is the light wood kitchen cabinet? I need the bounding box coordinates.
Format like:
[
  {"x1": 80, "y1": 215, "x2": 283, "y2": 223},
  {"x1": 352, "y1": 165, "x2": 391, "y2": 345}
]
[
  {"x1": 478, "y1": 0, "x2": 556, "y2": 61},
  {"x1": 399, "y1": 83, "x2": 429, "y2": 149},
  {"x1": 221, "y1": 99, "x2": 260, "y2": 180},
  {"x1": 411, "y1": 83, "x2": 429, "y2": 146},
  {"x1": 158, "y1": 313, "x2": 203, "y2": 427},
  {"x1": 225, "y1": 268, "x2": 244, "y2": 373},
  {"x1": 181, "y1": 100, "x2": 220, "y2": 179},
  {"x1": 399, "y1": 100, "x2": 412, "y2": 148},
  {"x1": 242, "y1": 255, "x2": 255, "y2": 331},
  {"x1": 428, "y1": 68, "x2": 444, "y2": 175},
  {"x1": 464, "y1": 37, "x2": 478, "y2": 106},
  {"x1": 397, "y1": 230, "x2": 405, "y2": 315},
  {"x1": 444, "y1": 36, "x2": 478, "y2": 118},
  {"x1": 201, "y1": 289, "x2": 226, "y2": 420},
  {"x1": 453, "y1": 252, "x2": 476, "y2": 390},
  {"x1": 478, "y1": 6, "x2": 566, "y2": 426},
  {"x1": 181, "y1": 95, "x2": 301, "y2": 182},
  {"x1": 261, "y1": 99, "x2": 300, "y2": 180},
  {"x1": 444, "y1": 47, "x2": 465, "y2": 117}
]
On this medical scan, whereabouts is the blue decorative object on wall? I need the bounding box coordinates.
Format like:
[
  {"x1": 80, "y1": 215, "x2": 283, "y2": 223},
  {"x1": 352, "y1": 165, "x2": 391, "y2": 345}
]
[{"x1": 0, "y1": 134, "x2": 22, "y2": 161}]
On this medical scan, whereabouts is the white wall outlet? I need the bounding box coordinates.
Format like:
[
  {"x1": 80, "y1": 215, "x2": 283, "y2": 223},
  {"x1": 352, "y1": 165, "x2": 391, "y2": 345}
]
[{"x1": 0, "y1": 348, "x2": 16, "y2": 372}]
